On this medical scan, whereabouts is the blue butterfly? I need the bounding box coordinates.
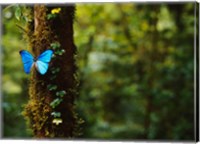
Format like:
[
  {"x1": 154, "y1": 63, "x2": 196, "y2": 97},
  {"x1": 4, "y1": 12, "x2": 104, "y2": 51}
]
[{"x1": 19, "y1": 49, "x2": 53, "y2": 75}]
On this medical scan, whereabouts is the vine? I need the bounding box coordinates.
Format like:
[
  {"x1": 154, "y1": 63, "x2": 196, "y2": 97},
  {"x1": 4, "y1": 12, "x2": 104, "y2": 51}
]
[
  {"x1": 46, "y1": 8, "x2": 67, "y2": 126},
  {"x1": 48, "y1": 41, "x2": 66, "y2": 125}
]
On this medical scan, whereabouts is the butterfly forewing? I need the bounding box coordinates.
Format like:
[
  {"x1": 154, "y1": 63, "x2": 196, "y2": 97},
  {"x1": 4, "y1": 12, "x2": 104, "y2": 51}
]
[
  {"x1": 19, "y1": 50, "x2": 34, "y2": 74},
  {"x1": 37, "y1": 50, "x2": 53, "y2": 62}
]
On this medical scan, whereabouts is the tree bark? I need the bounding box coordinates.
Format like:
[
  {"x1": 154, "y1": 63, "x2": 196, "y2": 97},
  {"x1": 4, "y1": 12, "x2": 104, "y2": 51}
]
[{"x1": 23, "y1": 4, "x2": 79, "y2": 138}]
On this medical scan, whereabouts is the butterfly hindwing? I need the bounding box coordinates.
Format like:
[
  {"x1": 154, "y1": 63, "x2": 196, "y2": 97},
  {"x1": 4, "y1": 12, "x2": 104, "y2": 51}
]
[
  {"x1": 36, "y1": 49, "x2": 53, "y2": 75},
  {"x1": 19, "y1": 50, "x2": 34, "y2": 74},
  {"x1": 35, "y1": 60, "x2": 49, "y2": 75}
]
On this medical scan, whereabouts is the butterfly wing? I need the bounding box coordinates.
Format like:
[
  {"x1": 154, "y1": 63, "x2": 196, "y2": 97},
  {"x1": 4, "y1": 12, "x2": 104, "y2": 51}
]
[
  {"x1": 36, "y1": 50, "x2": 53, "y2": 75},
  {"x1": 37, "y1": 49, "x2": 53, "y2": 63},
  {"x1": 19, "y1": 50, "x2": 34, "y2": 74},
  {"x1": 35, "y1": 60, "x2": 49, "y2": 75}
]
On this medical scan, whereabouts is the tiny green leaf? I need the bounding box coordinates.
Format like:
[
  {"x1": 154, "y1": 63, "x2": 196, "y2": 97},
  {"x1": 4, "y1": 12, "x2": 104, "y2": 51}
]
[
  {"x1": 51, "y1": 111, "x2": 61, "y2": 118},
  {"x1": 47, "y1": 84, "x2": 57, "y2": 91},
  {"x1": 55, "y1": 49, "x2": 65, "y2": 56},
  {"x1": 15, "y1": 6, "x2": 22, "y2": 21},
  {"x1": 52, "y1": 54, "x2": 56, "y2": 58},
  {"x1": 78, "y1": 118, "x2": 85, "y2": 124},
  {"x1": 50, "y1": 98, "x2": 63, "y2": 108},
  {"x1": 61, "y1": 49, "x2": 65, "y2": 53},
  {"x1": 50, "y1": 42, "x2": 61, "y2": 49},
  {"x1": 47, "y1": 14, "x2": 56, "y2": 20},
  {"x1": 56, "y1": 90, "x2": 66, "y2": 97},
  {"x1": 51, "y1": 67, "x2": 60, "y2": 74}
]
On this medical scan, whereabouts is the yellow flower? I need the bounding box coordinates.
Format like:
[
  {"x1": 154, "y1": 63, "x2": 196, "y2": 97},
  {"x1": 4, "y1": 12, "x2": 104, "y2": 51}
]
[{"x1": 51, "y1": 8, "x2": 61, "y2": 14}]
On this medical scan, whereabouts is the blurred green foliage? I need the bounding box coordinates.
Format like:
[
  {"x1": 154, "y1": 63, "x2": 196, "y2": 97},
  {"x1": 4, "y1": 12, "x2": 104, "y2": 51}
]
[
  {"x1": 74, "y1": 3, "x2": 195, "y2": 140},
  {"x1": 2, "y1": 5, "x2": 32, "y2": 137},
  {"x1": 2, "y1": 3, "x2": 196, "y2": 140}
]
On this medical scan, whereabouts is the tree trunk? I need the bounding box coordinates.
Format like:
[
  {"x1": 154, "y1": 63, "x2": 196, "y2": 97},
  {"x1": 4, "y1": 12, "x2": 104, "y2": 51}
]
[{"x1": 23, "y1": 4, "x2": 79, "y2": 138}]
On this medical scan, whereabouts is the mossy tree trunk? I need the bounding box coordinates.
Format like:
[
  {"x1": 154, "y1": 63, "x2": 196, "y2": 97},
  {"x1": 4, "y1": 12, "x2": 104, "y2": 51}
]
[{"x1": 23, "y1": 5, "x2": 79, "y2": 138}]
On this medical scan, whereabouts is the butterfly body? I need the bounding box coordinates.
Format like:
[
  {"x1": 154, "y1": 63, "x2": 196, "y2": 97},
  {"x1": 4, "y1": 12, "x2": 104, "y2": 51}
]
[{"x1": 19, "y1": 50, "x2": 53, "y2": 75}]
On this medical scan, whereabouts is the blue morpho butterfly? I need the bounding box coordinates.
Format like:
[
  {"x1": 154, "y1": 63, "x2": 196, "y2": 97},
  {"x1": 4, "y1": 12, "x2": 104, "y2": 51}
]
[{"x1": 19, "y1": 49, "x2": 53, "y2": 75}]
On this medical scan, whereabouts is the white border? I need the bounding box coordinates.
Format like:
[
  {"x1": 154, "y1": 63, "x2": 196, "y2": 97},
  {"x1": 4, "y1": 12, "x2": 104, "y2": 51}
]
[
  {"x1": 0, "y1": 0, "x2": 198, "y2": 143},
  {"x1": 0, "y1": 0, "x2": 197, "y2": 4}
]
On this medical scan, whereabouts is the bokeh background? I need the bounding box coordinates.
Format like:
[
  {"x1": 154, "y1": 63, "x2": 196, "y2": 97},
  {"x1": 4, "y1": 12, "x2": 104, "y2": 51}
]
[{"x1": 2, "y1": 3, "x2": 196, "y2": 140}]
